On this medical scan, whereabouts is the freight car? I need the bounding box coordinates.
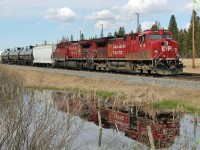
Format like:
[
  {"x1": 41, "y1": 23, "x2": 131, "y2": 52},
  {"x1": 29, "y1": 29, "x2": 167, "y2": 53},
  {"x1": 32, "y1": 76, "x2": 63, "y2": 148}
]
[
  {"x1": 0, "y1": 50, "x2": 4, "y2": 63},
  {"x1": 1, "y1": 48, "x2": 12, "y2": 64},
  {"x1": 19, "y1": 46, "x2": 34, "y2": 65},
  {"x1": 0, "y1": 29, "x2": 183, "y2": 75},
  {"x1": 32, "y1": 44, "x2": 56, "y2": 66}
]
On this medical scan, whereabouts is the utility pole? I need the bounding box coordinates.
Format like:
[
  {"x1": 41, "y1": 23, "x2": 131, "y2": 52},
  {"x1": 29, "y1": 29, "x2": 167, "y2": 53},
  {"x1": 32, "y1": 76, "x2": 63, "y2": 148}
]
[
  {"x1": 192, "y1": 2, "x2": 195, "y2": 68},
  {"x1": 100, "y1": 24, "x2": 103, "y2": 38},
  {"x1": 135, "y1": 13, "x2": 139, "y2": 33},
  {"x1": 79, "y1": 30, "x2": 82, "y2": 40}
]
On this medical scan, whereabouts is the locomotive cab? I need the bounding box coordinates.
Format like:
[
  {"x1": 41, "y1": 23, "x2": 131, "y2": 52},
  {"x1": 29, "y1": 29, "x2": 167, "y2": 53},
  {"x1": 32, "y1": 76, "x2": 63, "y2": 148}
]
[{"x1": 138, "y1": 29, "x2": 183, "y2": 75}]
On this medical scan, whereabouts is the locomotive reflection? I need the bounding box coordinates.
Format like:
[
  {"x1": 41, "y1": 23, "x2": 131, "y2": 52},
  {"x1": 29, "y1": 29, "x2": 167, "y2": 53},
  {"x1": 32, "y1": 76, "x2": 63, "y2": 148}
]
[{"x1": 53, "y1": 92, "x2": 181, "y2": 149}]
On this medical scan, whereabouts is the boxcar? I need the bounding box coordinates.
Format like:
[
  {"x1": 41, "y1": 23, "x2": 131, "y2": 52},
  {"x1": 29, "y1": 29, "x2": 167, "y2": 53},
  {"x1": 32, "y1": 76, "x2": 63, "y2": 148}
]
[{"x1": 33, "y1": 44, "x2": 57, "y2": 66}]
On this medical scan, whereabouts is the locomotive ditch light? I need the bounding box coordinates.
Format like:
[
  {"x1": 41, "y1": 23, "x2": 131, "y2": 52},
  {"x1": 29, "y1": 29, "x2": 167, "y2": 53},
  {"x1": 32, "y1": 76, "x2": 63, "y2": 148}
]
[{"x1": 154, "y1": 49, "x2": 159, "y2": 53}]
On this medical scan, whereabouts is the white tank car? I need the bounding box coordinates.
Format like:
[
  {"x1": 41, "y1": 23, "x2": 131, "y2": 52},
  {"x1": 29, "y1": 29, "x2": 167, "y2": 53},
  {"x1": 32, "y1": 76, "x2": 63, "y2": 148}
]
[
  {"x1": 33, "y1": 44, "x2": 57, "y2": 66},
  {"x1": 0, "y1": 50, "x2": 4, "y2": 63}
]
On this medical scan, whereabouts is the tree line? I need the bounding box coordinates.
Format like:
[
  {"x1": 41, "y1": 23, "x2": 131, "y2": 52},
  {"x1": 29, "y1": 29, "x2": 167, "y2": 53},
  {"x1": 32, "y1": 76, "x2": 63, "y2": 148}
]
[
  {"x1": 169, "y1": 11, "x2": 200, "y2": 58},
  {"x1": 57, "y1": 11, "x2": 200, "y2": 58}
]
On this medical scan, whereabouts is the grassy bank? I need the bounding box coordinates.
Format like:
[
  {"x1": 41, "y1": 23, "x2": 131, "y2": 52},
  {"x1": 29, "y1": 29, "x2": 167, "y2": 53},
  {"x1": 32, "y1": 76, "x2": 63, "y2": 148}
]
[
  {"x1": 182, "y1": 58, "x2": 200, "y2": 73},
  {"x1": 153, "y1": 100, "x2": 196, "y2": 113},
  {"x1": 3, "y1": 64, "x2": 200, "y2": 113}
]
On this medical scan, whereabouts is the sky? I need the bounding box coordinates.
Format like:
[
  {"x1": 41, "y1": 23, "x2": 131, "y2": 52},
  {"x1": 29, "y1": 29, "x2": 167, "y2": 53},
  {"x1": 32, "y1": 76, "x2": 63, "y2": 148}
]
[{"x1": 0, "y1": 0, "x2": 199, "y2": 50}]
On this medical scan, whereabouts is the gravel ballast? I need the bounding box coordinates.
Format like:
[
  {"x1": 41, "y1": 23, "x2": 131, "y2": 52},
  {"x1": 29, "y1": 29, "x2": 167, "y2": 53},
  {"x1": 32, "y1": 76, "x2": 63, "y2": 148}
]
[{"x1": 12, "y1": 65, "x2": 200, "y2": 90}]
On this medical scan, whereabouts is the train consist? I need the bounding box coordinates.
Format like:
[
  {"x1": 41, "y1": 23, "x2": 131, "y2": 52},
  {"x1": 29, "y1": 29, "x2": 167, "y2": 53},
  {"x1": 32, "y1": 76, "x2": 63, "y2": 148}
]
[{"x1": 0, "y1": 29, "x2": 183, "y2": 75}]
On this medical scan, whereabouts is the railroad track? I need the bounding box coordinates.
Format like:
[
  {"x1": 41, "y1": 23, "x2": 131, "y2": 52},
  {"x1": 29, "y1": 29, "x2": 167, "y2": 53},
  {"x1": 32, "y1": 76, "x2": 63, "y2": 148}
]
[
  {"x1": 4, "y1": 64, "x2": 200, "y2": 82},
  {"x1": 164, "y1": 73, "x2": 200, "y2": 81}
]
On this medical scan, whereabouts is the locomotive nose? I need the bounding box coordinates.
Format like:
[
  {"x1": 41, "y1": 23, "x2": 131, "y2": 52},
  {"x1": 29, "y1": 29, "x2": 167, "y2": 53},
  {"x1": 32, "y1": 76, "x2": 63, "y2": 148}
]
[{"x1": 161, "y1": 40, "x2": 169, "y2": 47}]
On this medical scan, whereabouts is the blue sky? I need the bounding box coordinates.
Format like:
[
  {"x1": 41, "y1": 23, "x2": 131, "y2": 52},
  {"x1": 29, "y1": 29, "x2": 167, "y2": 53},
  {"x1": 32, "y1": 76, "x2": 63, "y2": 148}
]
[{"x1": 0, "y1": 0, "x2": 199, "y2": 50}]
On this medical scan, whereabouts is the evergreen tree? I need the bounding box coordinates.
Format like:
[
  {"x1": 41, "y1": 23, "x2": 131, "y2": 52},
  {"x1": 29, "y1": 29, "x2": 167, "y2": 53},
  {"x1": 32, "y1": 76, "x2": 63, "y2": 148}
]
[
  {"x1": 151, "y1": 21, "x2": 160, "y2": 30},
  {"x1": 187, "y1": 11, "x2": 198, "y2": 58},
  {"x1": 130, "y1": 30, "x2": 134, "y2": 34},
  {"x1": 196, "y1": 16, "x2": 200, "y2": 57},
  {"x1": 179, "y1": 29, "x2": 190, "y2": 57},
  {"x1": 114, "y1": 31, "x2": 118, "y2": 37},
  {"x1": 70, "y1": 35, "x2": 74, "y2": 41},
  {"x1": 118, "y1": 27, "x2": 125, "y2": 36},
  {"x1": 107, "y1": 32, "x2": 113, "y2": 37},
  {"x1": 183, "y1": 29, "x2": 190, "y2": 58},
  {"x1": 178, "y1": 29, "x2": 184, "y2": 56},
  {"x1": 168, "y1": 15, "x2": 179, "y2": 41},
  {"x1": 62, "y1": 36, "x2": 67, "y2": 42},
  {"x1": 138, "y1": 24, "x2": 142, "y2": 32},
  {"x1": 80, "y1": 33, "x2": 85, "y2": 40},
  {"x1": 113, "y1": 27, "x2": 126, "y2": 37}
]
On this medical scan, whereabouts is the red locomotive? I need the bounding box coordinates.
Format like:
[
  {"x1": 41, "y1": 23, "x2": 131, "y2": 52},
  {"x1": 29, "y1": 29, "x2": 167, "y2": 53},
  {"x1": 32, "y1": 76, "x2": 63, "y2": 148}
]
[
  {"x1": 53, "y1": 29, "x2": 183, "y2": 75},
  {"x1": 1, "y1": 29, "x2": 183, "y2": 75}
]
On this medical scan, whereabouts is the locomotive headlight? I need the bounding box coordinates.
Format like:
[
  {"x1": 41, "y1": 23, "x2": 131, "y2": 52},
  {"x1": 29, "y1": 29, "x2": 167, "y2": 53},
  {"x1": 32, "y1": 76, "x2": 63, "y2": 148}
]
[
  {"x1": 154, "y1": 49, "x2": 159, "y2": 53},
  {"x1": 165, "y1": 41, "x2": 169, "y2": 46}
]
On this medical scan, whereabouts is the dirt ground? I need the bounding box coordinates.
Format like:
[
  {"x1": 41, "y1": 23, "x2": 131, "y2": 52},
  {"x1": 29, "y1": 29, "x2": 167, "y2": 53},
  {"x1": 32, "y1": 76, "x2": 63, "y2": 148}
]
[{"x1": 182, "y1": 58, "x2": 200, "y2": 73}]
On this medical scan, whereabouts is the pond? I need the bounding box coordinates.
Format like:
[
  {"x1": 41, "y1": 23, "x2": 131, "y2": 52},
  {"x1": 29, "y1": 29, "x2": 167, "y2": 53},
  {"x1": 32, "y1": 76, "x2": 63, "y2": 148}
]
[{"x1": 0, "y1": 89, "x2": 200, "y2": 150}]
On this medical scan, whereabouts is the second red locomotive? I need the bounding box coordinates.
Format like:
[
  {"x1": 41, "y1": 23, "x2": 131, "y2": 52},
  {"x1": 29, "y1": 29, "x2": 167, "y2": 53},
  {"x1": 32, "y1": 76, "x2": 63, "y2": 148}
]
[{"x1": 54, "y1": 29, "x2": 183, "y2": 75}]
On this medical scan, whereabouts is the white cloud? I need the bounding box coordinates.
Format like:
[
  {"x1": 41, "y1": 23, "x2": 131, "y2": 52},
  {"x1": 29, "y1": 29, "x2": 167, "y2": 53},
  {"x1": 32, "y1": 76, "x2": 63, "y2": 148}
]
[
  {"x1": 184, "y1": 22, "x2": 190, "y2": 30},
  {"x1": 122, "y1": 0, "x2": 168, "y2": 15},
  {"x1": 184, "y1": 2, "x2": 200, "y2": 11},
  {"x1": 141, "y1": 21, "x2": 155, "y2": 31},
  {"x1": 94, "y1": 21, "x2": 117, "y2": 30},
  {"x1": 87, "y1": 10, "x2": 115, "y2": 21},
  {"x1": 44, "y1": 7, "x2": 78, "y2": 24},
  {"x1": 184, "y1": 2, "x2": 193, "y2": 11}
]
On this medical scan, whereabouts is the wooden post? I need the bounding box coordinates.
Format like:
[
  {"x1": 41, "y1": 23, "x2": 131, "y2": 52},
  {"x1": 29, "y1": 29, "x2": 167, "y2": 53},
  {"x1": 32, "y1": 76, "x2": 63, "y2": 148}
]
[
  {"x1": 98, "y1": 111, "x2": 102, "y2": 130},
  {"x1": 98, "y1": 124, "x2": 102, "y2": 147},
  {"x1": 147, "y1": 126, "x2": 155, "y2": 150},
  {"x1": 192, "y1": 9, "x2": 195, "y2": 68},
  {"x1": 98, "y1": 99, "x2": 102, "y2": 147},
  {"x1": 66, "y1": 96, "x2": 70, "y2": 131}
]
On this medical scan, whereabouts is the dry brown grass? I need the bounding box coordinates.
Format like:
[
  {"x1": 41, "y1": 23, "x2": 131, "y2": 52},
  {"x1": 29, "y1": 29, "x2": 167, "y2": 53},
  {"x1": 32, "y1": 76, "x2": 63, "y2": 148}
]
[
  {"x1": 182, "y1": 58, "x2": 200, "y2": 73},
  {"x1": 3, "y1": 64, "x2": 200, "y2": 109}
]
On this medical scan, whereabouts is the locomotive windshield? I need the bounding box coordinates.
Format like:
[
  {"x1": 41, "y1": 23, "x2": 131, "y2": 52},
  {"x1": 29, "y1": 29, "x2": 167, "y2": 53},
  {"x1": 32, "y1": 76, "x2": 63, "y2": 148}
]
[
  {"x1": 162, "y1": 34, "x2": 173, "y2": 39},
  {"x1": 148, "y1": 34, "x2": 161, "y2": 40},
  {"x1": 148, "y1": 34, "x2": 173, "y2": 40}
]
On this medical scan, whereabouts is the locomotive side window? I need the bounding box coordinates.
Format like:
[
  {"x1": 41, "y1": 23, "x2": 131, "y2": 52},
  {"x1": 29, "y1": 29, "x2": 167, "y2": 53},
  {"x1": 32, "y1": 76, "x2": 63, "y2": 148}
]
[
  {"x1": 97, "y1": 42, "x2": 106, "y2": 47},
  {"x1": 139, "y1": 35, "x2": 146, "y2": 42},
  {"x1": 82, "y1": 44, "x2": 90, "y2": 48},
  {"x1": 162, "y1": 34, "x2": 173, "y2": 39},
  {"x1": 148, "y1": 34, "x2": 161, "y2": 40}
]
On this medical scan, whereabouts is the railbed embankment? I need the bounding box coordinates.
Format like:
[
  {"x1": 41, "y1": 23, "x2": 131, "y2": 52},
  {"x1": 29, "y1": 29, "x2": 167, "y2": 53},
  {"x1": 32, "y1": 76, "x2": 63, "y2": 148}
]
[{"x1": 3, "y1": 64, "x2": 200, "y2": 112}]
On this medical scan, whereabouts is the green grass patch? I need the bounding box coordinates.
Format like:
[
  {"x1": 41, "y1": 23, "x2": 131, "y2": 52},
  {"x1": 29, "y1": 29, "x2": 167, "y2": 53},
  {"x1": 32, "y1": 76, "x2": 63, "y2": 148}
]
[
  {"x1": 153, "y1": 100, "x2": 196, "y2": 113},
  {"x1": 96, "y1": 90, "x2": 115, "y2": 98},
  {"x1": 26, "y1": 85, "x2": 66, "y2": 91},
  {"x1": 27, "y1": 85, "x2": 116, "y2": 99}
]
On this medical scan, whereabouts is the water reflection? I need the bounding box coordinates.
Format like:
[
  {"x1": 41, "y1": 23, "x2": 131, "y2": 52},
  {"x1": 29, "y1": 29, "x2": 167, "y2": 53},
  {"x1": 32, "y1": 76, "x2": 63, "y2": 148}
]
[{"x1": 52, "y1": 91, "x2": 182, "y2": 149}]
